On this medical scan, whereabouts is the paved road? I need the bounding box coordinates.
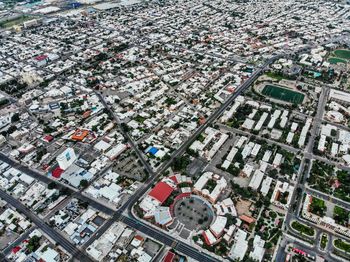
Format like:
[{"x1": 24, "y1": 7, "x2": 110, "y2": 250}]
[
  {"x1": 218, "y1": 124, "x2": 300, "y2": 154},
  {"x1": 279, "y1": 231, "x2": 345, "y2": 262},
  {"x1": 0, "y1": 55, "x2": 278, "y2": 262},
  {"x1": 0, "y1": 153, "x2": 220, "y2": 262},
  {"x1": 95, "y1": 92, "x2": 155, "y2": 176},
  {"x1": 0, "y1": 189, "x2": 93, "y2": 262},
  {"x1": 120, "y1": 57, "x2": 278, "y2": 260},
  {"x1": 278, "y1": 85, "x2": 350, "y2": 261},
  {"x1": 151, "y1": 56, "x2": 279, "y2": 177},
  {"x1": 0, "y1": 53, "x2": 309, "y2": 262},
  {"x1": 3, "y1": 49, "x2": 335, "y2": 261},
  {"x1": 2, "y1": 9, "x2": 347, "y2": 261},
  {"x1": 84, "y1": 56, "x2": 277, "y2": 256},
  {"x1": 120, "y1": 216, "x2": 220, "y2": 262},
  {"x1": 0, "y1": 253, "x2": 9, "y2": 262},
  {"x1": 2, "y1": 226, "x2": 36, "y2": 255},
  {"x1": 0, "y1": 154, "x2": 115, "y2": 215},
  {"x1": 279, "y1": 83, "x2": 328, "y2": 258},
  {"x1": 305, "y1": 186, "x2": 350, "y2": 211},
  {"x1": 117, "y1": 58, "x2": 277, "y2": 210}
]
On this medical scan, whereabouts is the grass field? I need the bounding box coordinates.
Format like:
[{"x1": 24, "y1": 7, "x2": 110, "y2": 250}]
[
  {"x1": 328, "y1": 57, "x2": 347, "y2": 64},
  {"x1": 320, "y1": 234, "x2": 328, "y2": 250},
  {"x1": 262, "y1": 84, "x2": 305, "y2": 104},
  {"x1": 334, "y1": 239, "x2": 350, "y2": 253},
  {"x1": 334, "y1": 50, "x2": 350, "y2": 60},
  {"x1": 0, "y1": 15, "x2": 34, "y2": 28},
  {"x1": 291, "y1": 221, "x2": 315, "y2": 236}
]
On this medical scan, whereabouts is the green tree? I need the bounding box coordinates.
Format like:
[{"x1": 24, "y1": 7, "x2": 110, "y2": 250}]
[
  {"x1": 11, "y1": 113, "x2": 20, "y2": 122},
  {"x1": 48, "y1": 182, "x2": 57, "y2": 190},
  {"x1": 80, "y1": 179, "x2": 89, "y2": 188},
  {"x1": 27, "y1": 235, "x2": 41, "y2": 253}
]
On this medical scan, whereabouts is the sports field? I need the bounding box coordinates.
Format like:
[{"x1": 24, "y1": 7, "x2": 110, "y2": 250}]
[
  {"x1": 262, "y1": 84, "x2": 305, "y2": 104},
  {"x1": 334, "y1": 50, "x2": 350, "y2": 60},
  {"x1": 0, "y1": 15, "x2": 34, "y2": 28},
  {"x1": 328, "y1": 57, "x2": 347, "y2": 64}
]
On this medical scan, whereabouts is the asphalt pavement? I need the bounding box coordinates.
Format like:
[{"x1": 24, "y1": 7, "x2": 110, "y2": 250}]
[
  {"x1": 0, "y1": 55, "x2": 279, "y2": 262},
  {"x1": 0, "y1": 189, "x2": 93, "y2": 262}
]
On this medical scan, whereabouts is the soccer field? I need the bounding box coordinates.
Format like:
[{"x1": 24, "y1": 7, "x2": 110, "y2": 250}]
[
  {"x1": 262, "y1": 85, "x2": 305, "y2": 104},
  {"x1": 334, "y1": 50, "x2": 350, "y2": 60},
  {"x1": 328, "y1": 57, "x2": 347, "y2": 64}
]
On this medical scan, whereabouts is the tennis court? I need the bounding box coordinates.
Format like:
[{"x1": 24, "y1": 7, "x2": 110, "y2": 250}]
[{"x1": 262, "y1": 84, "x2": 305, "y2": 104}]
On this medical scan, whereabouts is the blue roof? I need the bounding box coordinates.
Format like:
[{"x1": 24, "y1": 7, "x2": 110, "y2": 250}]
[
  {"x1": 148, "y1": 147, "x2": 158, "y2": 155},
  {"x1": 313, "y1": 72, "x2": 321, "y2": 78}
]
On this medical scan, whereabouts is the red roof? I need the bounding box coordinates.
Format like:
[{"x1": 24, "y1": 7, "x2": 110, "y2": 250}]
[
  {"x1": 134, "y1": 235, "x2": 144, "y2": 241},
  {"x1": 12, "y1": 246, "x2": 21, "y2": 254},
  {"x1": 35, "y1": 55, "x2": 48, "y2": 61},
  {"x1": 333, "y1": 179, "x2": 341, "y2": 189},
  {"x1": 169, "y1": 175, "x2": 178, "y2": 184},
  {"x1": 82, "y1": 111, "x2": 91, "y2": 119},
  {"x1": 41, "y1": 164, "x2": 49, "y2": 171},
  {"x1": 52, "y1": 166, "x2": 64, "y2": 178},
  {"x1": 202, "y1": 231, "x2": 212, "y2": 246},
  {"x1": 170, "y1": 193, "x2": 191, "y2": 215},
  {"x1": 227, "y1": 86, "x2": 235, "y2": 93},
  {"x1": 239, "y1": 215, "x2": 255, "y2": 224},
  {"x1": 149, "y1": 182, "x2": 174, "y2": 204},
  {"x1": 44, "y1": 135, "x2": 53, "y2": 142},
  {"x1": 163, "y1": 251, "x2": 175, "y2": 262}
]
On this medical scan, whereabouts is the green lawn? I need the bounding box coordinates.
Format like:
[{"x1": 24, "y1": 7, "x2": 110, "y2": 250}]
[
  {"x1": 320, "y1": 234, "x2": 328, "y2": 250},
  {"x1": 265, "y1": 72, "x2": 285, "y2": 81},
  {"x1": 309, "y1": 197, "x2": 326, "y2": 217},
  {"x1": 262, "y1": 84, "x2": 305, "y2": 104},
  {"x1": 334, "y1": 50, "x2": 350, "y2": 60},
  {"x1": 0, "y1": 15, "x2": 34, "y2": 28},
  {"x1": 334, "y1": 239, "x2": 350, "y2": 253},
  {"x1": 291, "y1": 221, "x2": 315, "y2": 236},
  {"x1": 333, "y1": 206, "x2": 350, "y2": 226}
]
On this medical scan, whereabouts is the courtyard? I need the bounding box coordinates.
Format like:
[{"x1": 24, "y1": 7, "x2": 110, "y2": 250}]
[{"x1": 173, "y1": 196, "x2": 214, "y2": 231}]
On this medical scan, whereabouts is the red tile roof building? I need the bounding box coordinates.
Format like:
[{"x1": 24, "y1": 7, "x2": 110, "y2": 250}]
[
  {"x1": 148, "y1": 182, "x2": 174, "y2": 204},
  {"x1": 35, "y1": 55, "x2": 48, "y2": 61},
  {"x1": 163, "y1": 251, "x2": 175, "y2": 262},
  {"x1": 239, "y1": 215, "x2": 256, "y2": 224},
  {"x1": 12, "y1": 246, "x2": 21, "y2": 254},
  {"x1": 52, "y1": 166, "x2": 64, "y2": 178}
]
